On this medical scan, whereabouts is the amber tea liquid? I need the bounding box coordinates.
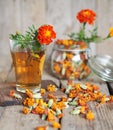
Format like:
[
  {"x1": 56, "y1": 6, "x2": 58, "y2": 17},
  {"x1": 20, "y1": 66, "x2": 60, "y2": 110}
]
[{"x1": 11, "y1": 51, "x2": 45, "y2": 93}]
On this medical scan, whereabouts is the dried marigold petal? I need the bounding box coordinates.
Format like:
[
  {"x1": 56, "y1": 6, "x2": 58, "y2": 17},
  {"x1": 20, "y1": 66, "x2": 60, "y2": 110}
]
[
  {"x1": 52, "y1": 121, "x2": 61, "y2": 128},
  {"x1": 9, "y1": 90, "x2": 15, "y2": 97},
  {"x1": 86, "y1": 111, "x2": 94, "y2": 120},
  {"x1": 47, "y1": 111, "x2": 56, "y2": 122},
  {"x1": 35, "y1": 126, "x2": 47, "y2": 130},
  {"x1": 47, "y1": 84, "x2": 57, "y2": 92},
  {"x1": 23, "y1": 107, "x2": 31, "y2": 114},
  {"x1": 40, "y1": 88, "x2": 46, "y2": 95}
]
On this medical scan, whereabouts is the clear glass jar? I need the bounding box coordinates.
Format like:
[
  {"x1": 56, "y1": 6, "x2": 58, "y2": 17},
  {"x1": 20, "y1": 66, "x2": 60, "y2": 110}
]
[
  {"x1": 51, "y1": 40, "x2": 91, "y2": 80},
  {"x1": 88, "y1": 55, "x2": 113, "y2": 82}
]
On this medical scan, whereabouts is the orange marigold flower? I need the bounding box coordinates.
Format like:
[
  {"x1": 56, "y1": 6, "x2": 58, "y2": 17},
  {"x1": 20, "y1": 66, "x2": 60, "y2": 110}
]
[
  {"x1": 109, "y1": 27, "x2": 113, "y2": 37},
  {"x1": 35, "y1": 126, "x2": 47, "y2": 130},
  {"x1": 76, "y1": 9, "x2": 96, "y2": 24},
  {"x1": 23, "y1": 107, "x2": 31, "y2": 114},
  {"x1": 52, "y1": 121, "x2": 61, "y2": 128},
  {"x1": 47, "y1": 111, "x2": 56, "y2": 122},
  {"x1": 47, "y1": 84, "x2": 57, "y2": 92},
  {"x1": 53, "y1": 63, "x2": 61, "y2": 73},
  {"x1": 23, "y1": 98, "x2": 35, "y2": 107},
  {"x1": 32, "y1": 106, "x2": 45, "y2": 115},
  {"x1": 37, "y1": 25, "x2": 56, "y2": 45},
  {"x1": 86, "y1": 111, "x2": 94, "y2": 120},
  {"x1": 48, "y1": 93, "x2": 56, "y2": 101},
  {"x1": 57, "y1": 101, "x2": 66, "y2": 110},
  {"x1": 40, "y1": 88, "x2": 46, "y2": 95},
  {"x1": 9, "y1": 90, "x2": 15, "y2": 97},
  {"x1": 57, "y1": 113, "x2": 64, "y2": 119}
]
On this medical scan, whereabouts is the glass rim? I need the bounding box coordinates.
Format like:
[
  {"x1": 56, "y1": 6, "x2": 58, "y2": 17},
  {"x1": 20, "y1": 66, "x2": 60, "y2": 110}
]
[{"x1": 9, "y1": 38, "x2": 37, "y2": 43}]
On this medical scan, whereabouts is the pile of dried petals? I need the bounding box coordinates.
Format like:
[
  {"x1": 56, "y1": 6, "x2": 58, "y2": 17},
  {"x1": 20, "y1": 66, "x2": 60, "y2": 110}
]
[
  {"x1": 51, "y1": 39, "x2": 90, "y2": 80},
  {"x1": 9, "y1": 81, "x2": 113, "y2": 129}
]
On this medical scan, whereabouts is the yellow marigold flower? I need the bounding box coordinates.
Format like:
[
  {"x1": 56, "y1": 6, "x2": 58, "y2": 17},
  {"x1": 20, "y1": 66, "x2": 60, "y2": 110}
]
[
  {"x1": 39, "y1": 99, "x2": 44, "y2": 105},
  {"x1": 23, "y1": 98, "x2": 35, "y2": 107},
  {"x1": 40, "y1": 88, "x2": 46, "y2": 95},
  {"x1": 23, "y1": 107, "x2": 31, "y2": 114},
  {"x1": 35, "y1": 99, "x2": 39, "y2": 104},
  {"x1": 47, "y1": 84, "x2": 57, "y2": 92},
  {"x1": 80, "y1": 106, "x2": 86, "y2": 114},
  {"x1": 86, "y1": 111, "x2": 94, "y2": 120},
  {"x1": 109, "y1": 27, "x2": 113, "y2": 37},
  {"x1": 57, "y1": 101, "x2": 66, "y2": 110},
  {"x1": 51, "y1": 103, "x2": 58, "y2": 111},
  {"x1": 36, "y1": 126, "x2": 47, "y2": 130},
  {"x1": 32, "y1": 106, "x2": 45, "y2": 115},
  {"x1": 52, "y1": 121, "x2": 61, "y2": 128}
]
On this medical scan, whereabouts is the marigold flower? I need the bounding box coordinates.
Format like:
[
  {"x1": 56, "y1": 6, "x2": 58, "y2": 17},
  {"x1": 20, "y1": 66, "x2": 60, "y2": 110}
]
[
  {"x1": 35, "y1": 126, "x2": 47, "y2": 130},
  {"x1": 48, "y1": 93, "x2": 57, "y2": 101},
  {"x1": 23, "y1": 98, "x2": 35, "y2": 107},
  {"x1": 52, "y1": 121, "x2": 61, "y2": 128},
  {"x1": 47, "y1": 111, "x2": 56, "y2": 122},
  {"x1": 57, "y1": 101, "x2": 66, "y2": 110},
  {"x1": 109, "y1": 27, "x2": 113, "y2": 37},
  {"x1": 37, "y1": 25, "x2": 56, "y2": 45},
  {"x1": 47, "y1": 84, "x2": 57, "y2": 92},
  {"x1": 86, "y1": 111, "x2": 94, "y2": 120},
  {"x1": 40, "y1": 88, "x2": 46, "y2": 95},
  {"x1": 76, "y1": 9, "x2": 96, "y2": 24},
  {"x1": 53, "y1": 63, "x2": 61, "y2": 73},
  {"x1": 23, "y1": 107, "x2": 31, "y2": 114},
  {"x1": 32, "y1": 106, "x2": 45, "y2": 115}
]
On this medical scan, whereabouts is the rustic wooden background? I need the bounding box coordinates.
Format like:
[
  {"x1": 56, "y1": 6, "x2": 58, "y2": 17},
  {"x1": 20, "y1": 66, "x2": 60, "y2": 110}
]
[{"x1": 0, "y1": 0, "x2": 113, "y2": 81}]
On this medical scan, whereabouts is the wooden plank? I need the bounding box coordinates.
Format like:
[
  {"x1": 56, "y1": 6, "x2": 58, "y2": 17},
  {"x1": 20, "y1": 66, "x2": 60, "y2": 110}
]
[{"x1": 0, "y1": 106, "x2": 50, "y2": 130}]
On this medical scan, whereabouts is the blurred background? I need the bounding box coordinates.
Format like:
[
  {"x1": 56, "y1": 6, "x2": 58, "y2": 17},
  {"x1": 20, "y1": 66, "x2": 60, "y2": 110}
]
[{"x1": 0, "y1": 0, "x2": 113, "y2": 81}]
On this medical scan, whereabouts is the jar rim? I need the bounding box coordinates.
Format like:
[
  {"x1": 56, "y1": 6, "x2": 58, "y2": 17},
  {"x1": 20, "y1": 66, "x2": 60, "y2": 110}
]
[{"x1": 53, "y1": 44, "x2": 90, "y2": 53}]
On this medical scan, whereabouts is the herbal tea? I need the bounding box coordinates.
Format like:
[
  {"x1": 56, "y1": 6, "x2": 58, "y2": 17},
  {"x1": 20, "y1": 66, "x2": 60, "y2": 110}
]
[{"x1": 11, "y1": 51, "x2": 45, "y2": 93}]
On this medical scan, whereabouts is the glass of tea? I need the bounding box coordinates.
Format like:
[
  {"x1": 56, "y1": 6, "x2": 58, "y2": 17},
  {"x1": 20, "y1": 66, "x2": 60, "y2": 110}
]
[{"x1": 9, "y1": 39, "x2": 46, "y2": 93}]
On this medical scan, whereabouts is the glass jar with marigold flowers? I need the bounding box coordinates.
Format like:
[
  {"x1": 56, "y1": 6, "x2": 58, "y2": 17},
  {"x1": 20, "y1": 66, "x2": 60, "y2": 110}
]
[
  {"x1": 68, "y1": 9, "x2": 113, "y2": 55},
  {"x1": 9, "y1": 24, "x2": 56, "y2": 93},
  {"x1": 51, "y1": 39, "x2": 91, "y2": 80}
]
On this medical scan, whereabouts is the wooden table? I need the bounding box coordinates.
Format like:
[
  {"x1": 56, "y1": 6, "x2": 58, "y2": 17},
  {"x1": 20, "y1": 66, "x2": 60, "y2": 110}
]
[{"x1": 0, "y1": 71, "x2": 113, "y2": 130}]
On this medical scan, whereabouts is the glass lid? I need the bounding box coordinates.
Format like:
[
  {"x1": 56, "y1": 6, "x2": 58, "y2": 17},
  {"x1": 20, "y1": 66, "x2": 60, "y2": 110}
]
[{"x1": 88, "y1": 55, "x2": 113, "y2": 82}]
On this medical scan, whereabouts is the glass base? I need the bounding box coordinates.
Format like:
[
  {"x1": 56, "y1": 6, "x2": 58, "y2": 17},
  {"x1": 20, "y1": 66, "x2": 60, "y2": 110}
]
[{"x1": 16, "y1": 84, "x2": 41, "y2": 93}]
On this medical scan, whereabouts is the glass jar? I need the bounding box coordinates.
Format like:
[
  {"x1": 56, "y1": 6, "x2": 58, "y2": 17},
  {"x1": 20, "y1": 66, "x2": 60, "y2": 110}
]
[{"x1": 51, "y1": 39, "x2": 91, "y2": 80}]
